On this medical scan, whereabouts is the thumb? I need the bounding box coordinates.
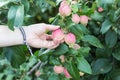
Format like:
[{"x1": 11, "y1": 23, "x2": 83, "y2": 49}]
[{"x1": 45, "y1": 24, "x2": 60, "y2": 31}]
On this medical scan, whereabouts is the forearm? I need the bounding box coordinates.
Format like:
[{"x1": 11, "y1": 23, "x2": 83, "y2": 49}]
[{"x1": 0, "y1": 25, "x2": 23, "y2": 47}]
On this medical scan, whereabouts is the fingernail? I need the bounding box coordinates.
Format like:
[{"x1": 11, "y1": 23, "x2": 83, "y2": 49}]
[{"x1": 56, "y1": 26, "x2": 60, "y2": 28}]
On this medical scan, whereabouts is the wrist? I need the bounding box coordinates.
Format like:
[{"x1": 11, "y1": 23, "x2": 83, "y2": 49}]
[
  {"x1": 0, "y1": 26, "x2": 27, "y2": 47},
  {"x1": 17, "y1": 27, "x2": 33, "y2": 56},
  {"x1": 13, "y1": 27, "x2": 24, "y2": 45}
]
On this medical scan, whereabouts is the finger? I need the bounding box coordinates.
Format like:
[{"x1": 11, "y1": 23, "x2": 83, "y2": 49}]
[
  {"x1": 49, "y1": 39, "x2": 62, "y2": 49},
  {"x1": 30, "y1": 39, "x2": 59, "y2": 48},
  {"x1": 29, "y1": 23, "x2": 60, "y2": 31},
  {"x1": 53, "y1": 37, "x2": 64, "y2": 43},
  {"x1": 40, "y1": 34, "x2": 53, "y2": 40},
  {"x1": 46, "y1": 35, "x2": 53, "y2": 40},
  {"x1": 39, "y1": 34, "x2": 47, "y2": 40},
  {"x1": 42, "y1": 39, "x2": 60, "y2": 49},
  {"x1": 45, "y1": 24, "x2": 60, "y2": 31},
  {"x1": 50, "y1": 41, "x2": 60, "y2": 49},
  {"x1": 41, "y1": 40, "x2": 55, "y2": 48}
]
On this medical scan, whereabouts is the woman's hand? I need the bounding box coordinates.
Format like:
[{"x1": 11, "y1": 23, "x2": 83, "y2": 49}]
[
  {"x1": 24, "y1": 23, "x2": 60, "y2": 49},
  {"x1": 0, "y1": 23, "x2": 60, "y2": 48}
]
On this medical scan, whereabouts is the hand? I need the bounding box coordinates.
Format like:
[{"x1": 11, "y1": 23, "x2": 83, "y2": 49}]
[{"x1": 24, "y1": 23, "x2": 60, "y2": 49}]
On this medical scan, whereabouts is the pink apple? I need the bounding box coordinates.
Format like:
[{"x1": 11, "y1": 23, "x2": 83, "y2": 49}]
[
  {"x1": 63, "y1": 68, "x2": 71, "y2": 78},
  {"x1": 59, "y1": 4, "x2": 71, "y2": 17},
  {"x1": 79, "y1": 15, "x2": 89, "y2": 26},
  {"x1": 60, "y1": 1, "x2": 68, "y2": 6},
  {"x1": 35, "y1": 70, "x2": 41, "y2": 77},
  {"x1": 65, "y1": 33, "x2": 76, "y2": 47},
  {"x1": 53, "y1": 65, "x2": 64, "y2": 74},
  {"x1": 52, "y1": 29, "x2": 64, "y2": 41},
  {"x1": 73, "y1": 44, "x2": 80, "y2": 50},
  {"x1": 72, "y1": 14, "x2": 80, "y2": 24},
  {"x1": 98, "y1": 7, "x2": 104, "y2": 12}
]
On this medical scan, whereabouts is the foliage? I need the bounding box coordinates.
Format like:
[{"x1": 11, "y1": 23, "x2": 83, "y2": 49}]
[{"x1": 0, "y1": 0, "x2": 120, "y2": 80}]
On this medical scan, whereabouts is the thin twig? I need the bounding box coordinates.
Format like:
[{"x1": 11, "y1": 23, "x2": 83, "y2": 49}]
[
  {"x1": 39, "y1": 49, "x2": 51, "y2": 56},
  {"x1": 39, "y1": 61, "x2": 48, "y2": 69},
  {"x1": 27, "y1": 49, "x2": 51, "y2": 75},
  {"x1": 27, "y1": 60, "x2": 41, "y2": 75}
]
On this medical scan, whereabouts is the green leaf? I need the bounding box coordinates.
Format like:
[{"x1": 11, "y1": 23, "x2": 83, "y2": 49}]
[
  {"x1": 69, "y1": 24, "x2": 83, "y2": 40},
  {"x1": 8, "y1": 5, "x2": 24, "y2": 30},
  {"x1": 96, "y1": 47, "x2": 112, "y2": 58},
  {"x1": 105, "y1": 30, "x2": 117, "y2": 48},
  {"x1": 112, "y1": 45, "x2": 120, "y2": 61},
  {"x1": 78, "y1": 47, "x2": 91, "y2": 57},
  {"x1": 91, "y1": 11, "x2": 103, "y2": 21},
  {"x1": 68, "y1": 48, "x2": 78, "y2": 55},
  {"x1": 56, "y1": 0, "x2": 62, "y2": 5},
  {"x1": 110, "y1": 69, "x2": 120, "y2": 80},
  {"x1": 113, "y1": 8, "x2": 120, "y2": 21},
  {"x1": 82, "y1": 5, "x2": 92, "y2": 14},
  {"x1": 96, "y1": 0, "x2": 115, "y2": 8},
  {"x1": 3, "y1": 46, "x2": 26, "y2": 68},
  {"x1": 23, "y1": 76, "x2": 32, "y2": 80},
  {"x1": 91, "y1": 2, "x2": 97, "y2": 12},
  {"x1": 92, "y1": 58, "x2": 112, "y2": 75},
  {"x1": 75, "y1": 24, "x2": 89, "y2": 35},
  {"x1": 48, "y1": 74, "x2": 60, "y2": 80},
  {"x1": 49, "y1": 56, "x2": 61, "y2": 65},
  {"x1": 0, "y1": 73, "x2": 4, "y2": 80},
  {"x1": 49, "y1": 17, "x2": 55, "y2": 23},
  {"x1": 0, "y1": 48, "x2": 3, "y2": 53},
  {"x1": 71, "y1": 4, "x2": 78, "y2": 13},
  {"x1": 82, "y1": 35, "x2": 103, "y2": 48},
  {"x1": 39, "y1": 53, "x2": 49, "y2": 62},
  {"x1": 6, "y1": 75, "x2": 14, "y2": 80},
  {"x1": 46, "y1": 1, "x2": 56, "y2": 7},
  {"x1": 37, "y1": 0, "x2": 48, "y2": 8},
  {"x1": 112, "y1": 52, "x2": 120, "y2": 61},
  {"x1": 88, "y1": 21, "x2": 100, "y2": 35},
  {"x1": 100, "y1": 19, "x2": 112, "y2": 34},
  {"x1": 51, "y1": 17, "x2": 59, "y2": 25},
  {"x1": 21, "y1": 0, "x2": 30, "y2": 14},
  {"x1": 53, "y1": 44, "x2": 69, "y2": 55},
  {"x1": 27, "y1": 56, "x2": 38, "y2": 68},
  {"x1": 77, "y1": 56, "x2": 92, "y2": 74},
  {"x1": 36, "y1": 0, "x2": 49, "y2": 12},
  {"x1": 20, "y1": 56, "x2": 38, "y2": 71},
  {"x1": 66, "y1": 61, "x2": 80, "y2": 80},
  {"x1": 0, "y1": 0, "x2": 10, "y2": 7}
]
